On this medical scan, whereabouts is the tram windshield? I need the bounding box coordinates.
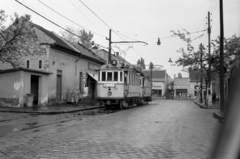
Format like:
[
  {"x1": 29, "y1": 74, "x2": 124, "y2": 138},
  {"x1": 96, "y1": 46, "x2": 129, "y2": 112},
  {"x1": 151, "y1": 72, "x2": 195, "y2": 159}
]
[{"x1": 101, "y1": 71, "x2": 123, "y2": 82}]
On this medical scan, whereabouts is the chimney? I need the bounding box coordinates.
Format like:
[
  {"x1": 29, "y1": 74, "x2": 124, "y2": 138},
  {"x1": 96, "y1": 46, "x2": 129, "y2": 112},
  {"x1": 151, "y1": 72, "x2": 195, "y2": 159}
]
[{"x1": 116, "y1": 52, "x2": 119, "y2": 56}]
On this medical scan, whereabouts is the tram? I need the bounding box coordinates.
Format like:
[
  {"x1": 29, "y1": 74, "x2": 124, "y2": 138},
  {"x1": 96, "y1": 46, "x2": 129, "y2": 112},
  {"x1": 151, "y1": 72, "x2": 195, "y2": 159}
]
[{"x1": 97, "y1": 60, "x2": 152, "y2": 109}]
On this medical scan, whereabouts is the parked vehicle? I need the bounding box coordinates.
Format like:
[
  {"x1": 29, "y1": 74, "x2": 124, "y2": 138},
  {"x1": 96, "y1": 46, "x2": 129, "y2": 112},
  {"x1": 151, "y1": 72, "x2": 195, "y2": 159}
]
[{"x1": 97, "y1": 61, "x2": 152, "y2": 109}]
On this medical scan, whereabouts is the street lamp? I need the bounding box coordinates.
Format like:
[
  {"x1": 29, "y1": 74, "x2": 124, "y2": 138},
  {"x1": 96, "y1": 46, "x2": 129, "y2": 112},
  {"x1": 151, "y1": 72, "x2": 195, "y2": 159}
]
[{"x1": 157, "y1": 38, "x2": 161, "y2": 45}]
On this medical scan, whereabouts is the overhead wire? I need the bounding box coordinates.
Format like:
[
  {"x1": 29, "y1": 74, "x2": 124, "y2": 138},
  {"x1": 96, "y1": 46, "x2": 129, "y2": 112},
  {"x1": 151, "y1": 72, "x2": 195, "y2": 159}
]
[
  {"x1": 20, "y1": 0, "x2": 66, "y2": 28},
  {"x1": 208, "y1": 0, "x2": 216, "y2": 12},
  {"x1": 68, "y1": 0, "x2": 104, "y2": 35},
  {"x1": 77, "y1": 0, "x2": 142, "y2": 59},
  {"x1": 15, "y1": 0, "x2": 93, "y2": 41},
  {"x1": 37, "y1": 0, "x2": 106, "y2": 38}
]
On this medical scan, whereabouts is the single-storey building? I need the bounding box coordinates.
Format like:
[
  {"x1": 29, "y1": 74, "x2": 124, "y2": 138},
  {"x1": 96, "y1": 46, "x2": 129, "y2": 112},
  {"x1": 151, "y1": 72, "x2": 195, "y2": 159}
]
[{"x1": 0, "y1": 24, "x2": 105, "y2": 107}]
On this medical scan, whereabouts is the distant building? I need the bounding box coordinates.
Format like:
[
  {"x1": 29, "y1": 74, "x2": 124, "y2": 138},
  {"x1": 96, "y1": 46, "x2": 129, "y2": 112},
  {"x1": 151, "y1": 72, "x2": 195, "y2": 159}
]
[
  {"x1": 93, "y1": 49, "x2": 132, "y2": 66},
  {"x1": 174, "y1": 77, "x2": 190, "y2": 98},
  {"x1": 142, "y1": 69, "x2": 169, "y2": 96}
]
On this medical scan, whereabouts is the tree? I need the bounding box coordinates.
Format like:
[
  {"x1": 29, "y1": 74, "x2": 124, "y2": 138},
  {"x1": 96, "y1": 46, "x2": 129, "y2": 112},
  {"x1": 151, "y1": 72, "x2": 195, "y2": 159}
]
[
  {"x1": 0, "y1": 10, "x2": 38, "y2": 68},
  {"x1": 136, "y1": 58, "x2": 146, "y2": 69},
  {"x1": 59, "y1": 26, "x2": 77, "y2": 43},
  {"x1": 137, "y1": 59, "x2": 141, "y2": 65},
  {"x1": 178, "y1": 73, "x2": 182, "y2": 78},
  {"x1": 60, "y1": 27, "x2": 93, "y2": 49},
  {"x1": 149, "y1": 62, "x2": 154, "y2": 69},
  {"x1": 141, "y1": 58, "x2": 146, "y2": 69},
  {"x1": 171, "y1": 29, "x2": 240, "y2": 105},
  {"x1": 78, "y1": 29, "x2": 93, "y2": 49}
]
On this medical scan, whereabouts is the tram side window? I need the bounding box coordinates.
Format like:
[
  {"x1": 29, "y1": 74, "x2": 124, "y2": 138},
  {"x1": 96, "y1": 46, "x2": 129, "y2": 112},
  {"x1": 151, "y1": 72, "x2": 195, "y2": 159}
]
[
  {"x1": 114, "y1": 71, "x2": 118, "y2": 81},
  {"x1": 129, "y1": 73, "x2": 131, "y2": 84},
  {"x1": 124, "y1": 72, "x2": 128, "y2": 84},
  {"x1": 107, "y1": 72, "x2": 113, "y2": 81},
  {"x1": 102, "y1": 72, "x2": 106, "y2": 81},
  {"x1": 98, "y1": 72, "x2": 100, "y2": 81},
  {"x1": 120, "y1": 72, "x2": 123, "y2": 82}
]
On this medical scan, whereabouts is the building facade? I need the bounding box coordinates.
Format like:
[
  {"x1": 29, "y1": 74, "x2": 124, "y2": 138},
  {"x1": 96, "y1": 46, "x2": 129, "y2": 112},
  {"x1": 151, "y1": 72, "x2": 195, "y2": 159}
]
[
  {"x1": 174, "y1": 77, "x2": 190, "y2": 98},
  {"x1": 143, "y1": 69, "x2": 169, "y2": 96},
  {"x1": 0, "y1": 24, "x2": 105, "y2": 107}
]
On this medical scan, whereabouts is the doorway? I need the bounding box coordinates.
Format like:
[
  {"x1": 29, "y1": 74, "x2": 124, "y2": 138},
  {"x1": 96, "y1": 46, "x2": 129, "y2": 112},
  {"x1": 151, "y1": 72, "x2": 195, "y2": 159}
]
[
  {"x1": 56, "y1": 70, "x2": 62, "y2": 100},
  {"x1": 31, "y1": 75, "x2": 39, "y2": 105}
]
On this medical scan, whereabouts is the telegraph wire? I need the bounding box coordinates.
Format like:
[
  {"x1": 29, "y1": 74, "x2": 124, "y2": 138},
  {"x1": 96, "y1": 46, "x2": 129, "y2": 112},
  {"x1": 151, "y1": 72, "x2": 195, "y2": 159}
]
[
  {"x1": 68, "y1": 0, "x2": 104, "y2": 35},
  {"x1": 116, "y1": 29, "x2": 207, "y2": 41},
  {"x1": 78, "y1": 0, "x2": 112, "y2": 29},
  {"x1": 37, "y1": 0, "x2": 106, "y2": 38},
  {"x1": 77, "y1": 0, "x2": 136, "y2": 51},
  {"x1": 15, "y1": 0, "x2": 108, "y2": 43}
]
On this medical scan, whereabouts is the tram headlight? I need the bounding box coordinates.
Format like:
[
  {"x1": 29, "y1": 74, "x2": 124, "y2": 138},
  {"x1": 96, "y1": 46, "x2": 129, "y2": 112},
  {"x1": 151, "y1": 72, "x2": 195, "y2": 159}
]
[{"x1": 107, "y1": 91, "x2": 112, "y2": 96}]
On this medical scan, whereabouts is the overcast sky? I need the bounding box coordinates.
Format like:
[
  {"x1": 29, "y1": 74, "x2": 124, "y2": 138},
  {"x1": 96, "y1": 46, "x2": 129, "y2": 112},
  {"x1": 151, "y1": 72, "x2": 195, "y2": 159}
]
[{"x1": 1, "y1": 0, "x2": 240, "y2": 78}]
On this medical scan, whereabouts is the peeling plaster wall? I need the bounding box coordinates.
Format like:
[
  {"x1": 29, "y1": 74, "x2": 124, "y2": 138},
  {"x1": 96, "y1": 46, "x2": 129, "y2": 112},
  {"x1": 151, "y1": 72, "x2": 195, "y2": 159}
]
[
  {"x1": 21, "y1": 71, "x2": 49, "y2": 106},
  {"x1": 0, "y1": 71, "x2": 21, "y2": 106},
  {"x1": 47, "y1": 48, "x2": 101, "y2": 103},
  {"x1": 48, "y1": 48, "x2": 87, "y2": 101}
]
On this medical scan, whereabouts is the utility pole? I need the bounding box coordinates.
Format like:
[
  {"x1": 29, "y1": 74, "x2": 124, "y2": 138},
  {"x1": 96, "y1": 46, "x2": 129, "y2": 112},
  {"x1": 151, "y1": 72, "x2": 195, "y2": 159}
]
[
  {"x1": 106, "y1": 29, "x2": 148, "y2": 64},
  {"x1": 200, "y1": 43, "x2": 203, "y2": 103},
  {"x1": 219, "y1": 0, "x2": 224, "y2": 112},
  {"x1": 108, "y1": 29, "x2": 112, "y2": 64},
  {"x1": 206, "y1": 11, "x2": 212, "y2": 106},
  {"x1": 150, "y1": 63, "x2": 153, "y2": 100}
]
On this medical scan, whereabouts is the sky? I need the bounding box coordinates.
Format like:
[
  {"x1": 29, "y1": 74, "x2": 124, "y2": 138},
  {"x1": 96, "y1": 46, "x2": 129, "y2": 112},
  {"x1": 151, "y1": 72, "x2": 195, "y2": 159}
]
[{"x1": 1, "y1": 0, "x2": 240, "y2": 78}]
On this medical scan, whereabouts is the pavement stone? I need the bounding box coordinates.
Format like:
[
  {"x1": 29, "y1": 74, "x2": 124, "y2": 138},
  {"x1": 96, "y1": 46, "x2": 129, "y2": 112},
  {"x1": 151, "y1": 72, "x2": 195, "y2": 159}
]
[{"x1": 0, "y1": 100, "x2": 220, "y2": 159}]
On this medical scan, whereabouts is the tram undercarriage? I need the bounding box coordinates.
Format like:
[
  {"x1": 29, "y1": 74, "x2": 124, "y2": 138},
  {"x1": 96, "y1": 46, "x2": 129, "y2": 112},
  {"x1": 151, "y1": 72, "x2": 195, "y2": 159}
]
[{"x1": 100, "y1": 97, "x2": 151, "y2": 109}]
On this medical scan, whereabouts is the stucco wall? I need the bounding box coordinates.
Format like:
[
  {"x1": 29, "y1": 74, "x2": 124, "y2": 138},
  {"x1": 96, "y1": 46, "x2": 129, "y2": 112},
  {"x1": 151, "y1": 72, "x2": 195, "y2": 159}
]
[
  {"x1": 47, "y1": 48, "x2": 101, "y2": 102},
  {"x1": 0, "y1": 70, "x2": 49, "y2": 107},
  {"x1": 0, "y1": 71, "x2": 21, "y2": 106},
  {"x1": 152, "y1": 81, "x2": 165, "y2": 95},
  {"x1": 20, "y1": 71, "x2": 49, "y2": 106}
]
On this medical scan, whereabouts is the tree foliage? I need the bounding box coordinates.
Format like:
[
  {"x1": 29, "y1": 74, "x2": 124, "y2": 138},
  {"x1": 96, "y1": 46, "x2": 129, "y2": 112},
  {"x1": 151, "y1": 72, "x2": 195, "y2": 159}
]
[
  {"x1": 178, "y1": 73, "x2": 182, "y2": 78},
  {"x1": 149, "y1": 61, "x2": 154, "y2": 69},
  {"x1": 136, "y1": 57, "x2": 146, "y2": 69},
  {"x1": 0, "y1": 10, "x2": 37, "y2": 68},
  {"x1": 171, "y1": 29, "x2": 240, "y2": 84},
  {"x1": 60, "y1": 27, "x2": 93, "y2": 49}
]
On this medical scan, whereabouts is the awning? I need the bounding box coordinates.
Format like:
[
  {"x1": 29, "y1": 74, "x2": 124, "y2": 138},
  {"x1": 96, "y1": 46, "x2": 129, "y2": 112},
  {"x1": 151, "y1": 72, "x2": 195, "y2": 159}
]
[{"x1": 87, "y1": 72, "x2": 98, "y2": 81}]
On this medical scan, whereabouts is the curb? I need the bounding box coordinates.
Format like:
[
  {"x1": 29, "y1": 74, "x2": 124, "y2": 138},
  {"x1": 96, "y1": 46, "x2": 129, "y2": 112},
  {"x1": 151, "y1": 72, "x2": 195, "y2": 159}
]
[
  {"x1": 0, "y1": 106, "x2": 105, "y2": 115},
  {"x1": 194, "y1": 101, "x2": 206, "y2": 109},
  {"x1": 193, "y1": 101, "x2": 220, "y2": 109},
  {"x1": 213, "y1": 112, "x2": 224, "y2": 121}
]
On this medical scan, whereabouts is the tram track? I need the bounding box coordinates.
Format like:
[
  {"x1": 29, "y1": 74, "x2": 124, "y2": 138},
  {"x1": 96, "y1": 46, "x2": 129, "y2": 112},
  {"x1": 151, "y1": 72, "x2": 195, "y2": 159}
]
[{"x1": 0, "y1": 107, "x2": 119, "y2": 139}]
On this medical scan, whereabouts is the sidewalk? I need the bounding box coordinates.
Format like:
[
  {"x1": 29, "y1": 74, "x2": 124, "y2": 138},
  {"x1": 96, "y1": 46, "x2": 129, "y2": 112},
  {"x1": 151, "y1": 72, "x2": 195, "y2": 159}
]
[
  {"x1": 194, "y1": 100, "x2": 224, "y2": 121},
  {"x1": 194, "y1": 100, "x2": 220, "y2": 109},
  {"x1": 0, "y1": 100, "x2": 103, "y2": 115}
]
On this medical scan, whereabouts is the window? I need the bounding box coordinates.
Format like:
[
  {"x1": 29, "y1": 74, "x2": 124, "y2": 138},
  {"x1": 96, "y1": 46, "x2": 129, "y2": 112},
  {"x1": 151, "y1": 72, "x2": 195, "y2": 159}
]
[
  {"x1": 39, "y1": 60, "x2": 42, "y2": 69},
  {"x1": 107, "y1": 72, "x2": 112, "y2": 81},
  {"x1": 102, "y1": 72, "x2": 106, "y2": 81},
  {"x1": 98, "y1": 72, "x2": 100, "y2": 81},
  {"x1": 114, "y1": 72, "x2": 118, "y2": 81},
  {"x1": 26, "y1": 60, "x2": 30, "y2": 68},
  {"x1": 120, "y1": 72, "x2": 123, "y2": 82},
  {"x1": 129, "y1": 73, "x2": 131, "y2": 84},
  {"x1": 124, "y1": 72, "x2": 128, "y2": 84}
]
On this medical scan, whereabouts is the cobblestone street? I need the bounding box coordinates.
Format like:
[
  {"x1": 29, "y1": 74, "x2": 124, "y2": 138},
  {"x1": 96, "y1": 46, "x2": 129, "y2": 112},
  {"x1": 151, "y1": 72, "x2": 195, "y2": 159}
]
[{"x1": 0, "y1": 100, "x2": 220, "y2": 159}]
